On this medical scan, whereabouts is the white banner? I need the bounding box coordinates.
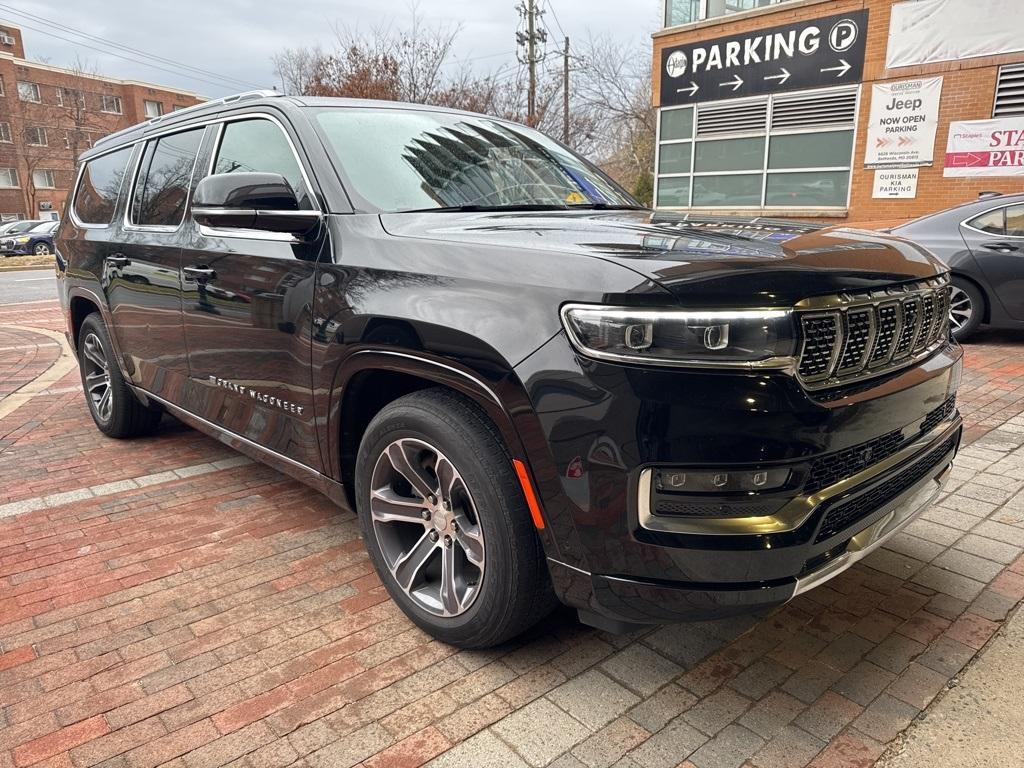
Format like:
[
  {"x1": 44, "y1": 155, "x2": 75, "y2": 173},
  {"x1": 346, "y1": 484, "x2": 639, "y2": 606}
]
[
  {"x1": 945, "y1": 119, "x2": 1024, "y2": 177},
  {"x1": 865, "y1": 77, "x2": 943, "y2": 168},
  {"x1": 887, "y1": 0, "x2": 1024, "y2": 68},
  {"x1": 873, "y1": 169, "x2": 919, "y2": 199}
]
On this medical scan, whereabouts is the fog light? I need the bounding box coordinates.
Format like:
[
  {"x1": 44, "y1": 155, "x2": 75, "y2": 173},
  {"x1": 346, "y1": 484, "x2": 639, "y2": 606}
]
[{"x1": 655, "y1": 468, "x2": 790, "y2": 494}]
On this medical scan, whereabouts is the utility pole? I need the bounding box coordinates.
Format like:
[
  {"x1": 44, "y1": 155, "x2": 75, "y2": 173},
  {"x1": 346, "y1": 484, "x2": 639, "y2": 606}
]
[
  {"x1": 562, "y1": 36, "x2": 570, "y2": 144},
  {"x1": 516, "y1": 0, "x2": 547, "y2": 127}
]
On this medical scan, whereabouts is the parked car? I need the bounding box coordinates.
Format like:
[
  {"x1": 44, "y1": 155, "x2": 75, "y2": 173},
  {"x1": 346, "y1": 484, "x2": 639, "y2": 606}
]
[
  {"x1": 0, "y1": 219, "x2": 46, "y2": 237},
  {"x1": 56, "y1": 91, "x2": 963, "y2": 648},
  {"x1": 891, "y1": 193, "x2": 1024, "y2": 341},
  {"x1": 1, "y1": 219, "x2": 59, "y2": 256}
]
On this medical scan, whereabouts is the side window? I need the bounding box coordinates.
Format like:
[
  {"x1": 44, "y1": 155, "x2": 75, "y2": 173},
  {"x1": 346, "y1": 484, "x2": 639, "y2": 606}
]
[
  {"x1": 969, "y1": 208, "x2": 1005, "y2": 235},
  {"x1": 1005, "y1": 205, "x2": 1024, "y2": 237},
  {"x1": 213, "y1": 119, "x2": 312, "y2": 208},
  {"x1": 130, "y1": 127, "x2": 205, "y2": 227},
  {"x1": 73, "y1": 146, "x2": 133, "y2": 225}
]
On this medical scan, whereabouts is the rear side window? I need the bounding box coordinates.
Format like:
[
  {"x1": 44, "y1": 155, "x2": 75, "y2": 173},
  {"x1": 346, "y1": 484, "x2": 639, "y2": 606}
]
[
  {"x1": 73, "y1": 147, "x2": 133, "y2": 225},
  {"x1": 1005, "y1": 205, "x2": 1024, "y2": 237},
  {"x1": 131, "y1": 127, "x2": 205, "y2": 227},
  {"x1": 969, "y1": 208, "x2": 1005, "y2": 234},
  {"x1": 213, "y1": 119, "x2": 312, "y2": 208}
]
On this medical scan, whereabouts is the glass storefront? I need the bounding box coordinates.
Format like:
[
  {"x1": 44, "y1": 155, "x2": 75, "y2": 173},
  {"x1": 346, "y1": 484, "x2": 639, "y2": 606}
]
[{"x1": 654, "y1": 87, "x2": 859, "y2": 210}]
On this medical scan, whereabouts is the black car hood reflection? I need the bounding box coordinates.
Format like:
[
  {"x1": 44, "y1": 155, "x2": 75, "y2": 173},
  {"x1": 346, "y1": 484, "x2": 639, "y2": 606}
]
[{"x1": 380, "y1": 209, "x2": 948, "y2": 306}]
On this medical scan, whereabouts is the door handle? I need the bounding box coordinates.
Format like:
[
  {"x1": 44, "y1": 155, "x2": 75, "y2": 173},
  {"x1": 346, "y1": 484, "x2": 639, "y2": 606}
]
[
  {"x1": 982, "y1": 242, "x2": 1019, "y2": 253},
  {"x1": 107, "y1": 254, "x2": 131, "y2": 267},
  {"x1": 183, "y1": 266, "x2": 216, "y2": 280}
]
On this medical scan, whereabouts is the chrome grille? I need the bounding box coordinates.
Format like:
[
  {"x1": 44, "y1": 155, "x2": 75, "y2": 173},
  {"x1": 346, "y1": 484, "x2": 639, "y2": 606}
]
[{"x1": 797, "y1": 278, "x2": 951, "y2": 391}]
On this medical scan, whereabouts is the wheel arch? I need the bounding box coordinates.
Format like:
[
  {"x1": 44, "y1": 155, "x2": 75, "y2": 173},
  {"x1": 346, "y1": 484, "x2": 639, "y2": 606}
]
[
  {"x1": 950, "y1": 271, "x2": 991, "y2": 324},
  {"x1": 331, "y1": 351, "x2": 529, "y2": 512}
]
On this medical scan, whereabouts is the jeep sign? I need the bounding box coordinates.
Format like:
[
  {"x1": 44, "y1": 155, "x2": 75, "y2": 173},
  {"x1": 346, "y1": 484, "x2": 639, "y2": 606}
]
[{"x1": 659, "y1": 10, "x2": 868, "y2": 107}]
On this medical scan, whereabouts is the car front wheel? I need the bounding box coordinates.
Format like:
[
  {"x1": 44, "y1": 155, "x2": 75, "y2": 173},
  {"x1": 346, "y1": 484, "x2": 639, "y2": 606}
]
[
  {"x1": 949, "y1": 278, "x2": 983, "y2": 342},
  {"x1": 33, "y1": 242, "x2": 51, "y2": 256},
  {"x1": 355, "y1": 388, "x2": 556, "y2": 648}
]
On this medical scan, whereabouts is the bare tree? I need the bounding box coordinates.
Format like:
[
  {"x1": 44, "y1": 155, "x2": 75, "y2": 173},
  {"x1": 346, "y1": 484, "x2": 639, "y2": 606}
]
[{"x1": 271, "y1": 46, "x2": 323, "y2": 95}]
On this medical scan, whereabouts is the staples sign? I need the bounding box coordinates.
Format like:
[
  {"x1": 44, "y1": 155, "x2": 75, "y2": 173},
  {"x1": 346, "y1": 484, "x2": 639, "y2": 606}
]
[{"x1": 945, "y1": 119, "x2": 1024, "y2": 176}]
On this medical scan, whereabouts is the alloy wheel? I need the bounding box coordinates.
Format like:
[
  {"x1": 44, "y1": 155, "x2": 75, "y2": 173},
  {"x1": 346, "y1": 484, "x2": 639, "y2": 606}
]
[
  {"x1": 369, "y1": 438, "x2": 486, "y2": 617},
  {"x1": 81, "y1": 332, "x2": 113, "y2": 423},
  {"x1": 34, "y1": 243, "x2": 50, "y2": 256},
  {"x1": 949, "y1": 285, "x2": 973, "y2": 334}
]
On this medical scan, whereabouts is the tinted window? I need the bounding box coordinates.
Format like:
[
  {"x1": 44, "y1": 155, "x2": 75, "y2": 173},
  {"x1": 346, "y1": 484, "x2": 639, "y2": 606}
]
[
  {"x1": 970, "y1": 208, "x2": 1005, "y2": 234},
  {"x1": 1005, "y1": 205, "x2": 1024, "y2": 237},
  {"x1": 214, "y1": 120, "x2": 311, "y2": 208},
  {"x1": 131, "y1": 127, "x2": 204, "y2": 227},
  {"x1": 73, "y1": 147, "x2": 133, "y2": 224}
]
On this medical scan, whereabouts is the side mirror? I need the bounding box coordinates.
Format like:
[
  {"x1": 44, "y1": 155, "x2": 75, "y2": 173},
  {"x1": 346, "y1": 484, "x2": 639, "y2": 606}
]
[{"x1": 192, "y1": 172, "x2": 321, "y2": 237}]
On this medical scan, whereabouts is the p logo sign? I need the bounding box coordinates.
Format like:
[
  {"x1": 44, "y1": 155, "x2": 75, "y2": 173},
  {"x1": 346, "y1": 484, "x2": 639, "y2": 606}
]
[{"x1": 829, "y1": 19, "x2": 859, "y2": 52}]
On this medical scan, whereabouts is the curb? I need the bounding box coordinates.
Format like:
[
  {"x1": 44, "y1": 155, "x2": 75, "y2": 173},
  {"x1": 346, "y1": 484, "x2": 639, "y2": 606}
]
[{"x1": 0, "y1": 264, "x2": 55, "y2": 273}]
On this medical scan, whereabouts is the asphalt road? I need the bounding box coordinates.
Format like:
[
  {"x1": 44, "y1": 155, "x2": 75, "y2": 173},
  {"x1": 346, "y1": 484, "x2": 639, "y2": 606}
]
[{"x1": 0, "y1": 269, "x2": 58, "y2": 305}]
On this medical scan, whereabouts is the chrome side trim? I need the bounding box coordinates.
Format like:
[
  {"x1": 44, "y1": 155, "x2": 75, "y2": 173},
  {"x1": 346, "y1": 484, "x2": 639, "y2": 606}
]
[
  {"x1": 638, "y1": 417, "x2": 961, "y2": 536},
  {"x1": 139, "y1": 388, "x2": 326, "y2": 480},
  {"x1": 791, "y1": 461, "x2": 952, "y2": 597}
]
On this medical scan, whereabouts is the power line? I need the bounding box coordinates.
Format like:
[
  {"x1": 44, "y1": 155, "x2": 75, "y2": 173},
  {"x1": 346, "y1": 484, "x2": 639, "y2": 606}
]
[{"x1": 0, "y1": 4, "x2": 264, "y2": 91}]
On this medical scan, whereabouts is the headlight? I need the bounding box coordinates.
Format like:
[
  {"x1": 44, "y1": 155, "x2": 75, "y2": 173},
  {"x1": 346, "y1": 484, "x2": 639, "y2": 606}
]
[
  {"x1": 15, "y1": 236, "x2": 30, "y2": 243},
  {"x1": 560, "y1": 304, "x2": 797, "y2": 366}
]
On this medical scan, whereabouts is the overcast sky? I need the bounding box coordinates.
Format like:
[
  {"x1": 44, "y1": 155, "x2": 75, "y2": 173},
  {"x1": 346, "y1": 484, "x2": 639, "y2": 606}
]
[{"x1": 2, "y1": 0, "x2": 660, "y2": 98}]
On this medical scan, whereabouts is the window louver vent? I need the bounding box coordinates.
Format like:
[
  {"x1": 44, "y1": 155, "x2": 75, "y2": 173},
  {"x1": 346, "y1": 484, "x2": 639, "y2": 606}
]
[
  {"x1": 994, "y1": 63, "x2": 1024, "y2": 117},
  {"x1": 697, "y1": 100, "x2": 767, "y2": 136},
  {"x1": 771, "y1": 89, "x2": 858, "y2": 130}
]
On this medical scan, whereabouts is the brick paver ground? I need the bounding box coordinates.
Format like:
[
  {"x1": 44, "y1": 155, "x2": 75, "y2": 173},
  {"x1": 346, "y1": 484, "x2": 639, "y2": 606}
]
[{"x1": 2, "y1": 300, "x2": 1024, "y2": 768}]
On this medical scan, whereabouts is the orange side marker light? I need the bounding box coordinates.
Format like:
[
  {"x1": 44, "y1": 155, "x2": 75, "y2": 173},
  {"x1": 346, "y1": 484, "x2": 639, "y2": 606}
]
[{"x1": 513, "y1": 459, "x2": 545, "y2": 530}]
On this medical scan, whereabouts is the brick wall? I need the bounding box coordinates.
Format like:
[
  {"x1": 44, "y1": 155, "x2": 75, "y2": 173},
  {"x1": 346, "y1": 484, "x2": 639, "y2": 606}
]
[
  {"x1": 652, "y1": 0, "x2": 1024, "y2": 224},
  {"x1": 0, "y1": 24, "x2": 201, "y2": 221}
]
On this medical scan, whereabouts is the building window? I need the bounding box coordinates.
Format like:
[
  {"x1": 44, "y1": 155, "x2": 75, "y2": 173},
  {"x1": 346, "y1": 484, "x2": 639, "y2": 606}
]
[
  {"x1": 0, "y1": 168, "x2": 18, "y2": 188},
  {"x1": 55, "y1": 88, "x2": 64, "y2": 106},
  {"x1": 17, "y1": 81, "x2": 40, "y2": 102},
  {"x1": 0, "y1": 76, "x2": 5, "y2": 97},
  {"x1": 101, "y1": 95, "x2": 123, "y2": 114},
  {"x1": 655, "y1": 86, "x2": 858, "y2": 210},
  {"x1": 25, "y1": 126, "x2": 47, "y2": 146},
  {"x1": 32, "y1": 169, "x2": 56, "y2": 189},
  {"x1": 665, "y1": 0, "x2": 789, "y2": 27},
  {"x1": 994, "y1": 63, "x2": 1024, "y2": 117},
  {"x1": 172, "y1": 104, "x2": 187, "y2": 111},
  {"x1": 0, "y1": 122, "x2": 10, "y2": 143},
  {"x1": 144, "y1": 100, "x2": 163, "y2": 118},
  {"x1": 0, "y1": 214, "x2": 23, "y2": 222}
]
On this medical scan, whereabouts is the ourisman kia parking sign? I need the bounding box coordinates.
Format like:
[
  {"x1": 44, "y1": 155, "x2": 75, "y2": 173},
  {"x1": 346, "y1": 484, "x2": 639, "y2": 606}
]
[{"x1": 659, "y1": 10, "x2": 868, "y2": 106}]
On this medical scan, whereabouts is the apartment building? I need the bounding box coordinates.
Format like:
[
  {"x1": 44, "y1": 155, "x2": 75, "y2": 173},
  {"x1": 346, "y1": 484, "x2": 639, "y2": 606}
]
[
  {"x1": 653, "y1": 0, "x2": 1024, "y2": 223},
  {"x1": 0, "y1": 23, "x2": 203, "y2": 222}
]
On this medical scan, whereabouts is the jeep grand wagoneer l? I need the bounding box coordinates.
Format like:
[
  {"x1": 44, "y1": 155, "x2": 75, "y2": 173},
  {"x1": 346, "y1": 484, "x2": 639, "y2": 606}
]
[{"x1": 56, "y1": 91, "x2": 962, "y2": 647}]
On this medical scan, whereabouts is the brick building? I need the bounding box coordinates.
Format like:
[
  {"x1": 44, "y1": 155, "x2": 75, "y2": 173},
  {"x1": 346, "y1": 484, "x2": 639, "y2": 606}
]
[
  {"x1": 652, "y1": 0, "x2": 1024, "y2": 223},
  {"x1": 0, "y1": 23, "x2": 203, "y2": 222}
]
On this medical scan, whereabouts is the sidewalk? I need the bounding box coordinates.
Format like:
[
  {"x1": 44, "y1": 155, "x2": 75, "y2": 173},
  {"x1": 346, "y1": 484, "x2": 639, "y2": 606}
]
[{"x1": 881, "y1": 604, "x2": 1024, "y2": 768}]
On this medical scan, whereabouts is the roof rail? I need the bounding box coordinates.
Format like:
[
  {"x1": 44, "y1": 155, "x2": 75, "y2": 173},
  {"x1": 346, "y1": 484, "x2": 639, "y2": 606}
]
[{"x1": 93, "y1": 89, "x2": 284, "y2": 149}]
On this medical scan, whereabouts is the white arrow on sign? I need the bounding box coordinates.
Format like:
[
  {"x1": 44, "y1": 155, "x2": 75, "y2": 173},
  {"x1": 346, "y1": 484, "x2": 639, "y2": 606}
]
[
  {"x1": 820, "y1": 59, "x2": 852, "y2": 78},
  {"x1": 676, "y1": 81, "x2": 699, "y2": 97},
  {"x1": 763, "y1": 68, "x2": 791, "y2": 85},
  {"x1": 719, "y1": 74, "x2": 744, "y2": 92}
]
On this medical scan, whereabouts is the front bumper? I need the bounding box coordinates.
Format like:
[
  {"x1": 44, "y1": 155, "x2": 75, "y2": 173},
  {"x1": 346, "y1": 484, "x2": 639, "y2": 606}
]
[
  {"x1": 548, "y1": 419, "x2": 958, "y2": 626},
  {"x1": 515, "y1": 331, "x2": 963, "y2": 627}
]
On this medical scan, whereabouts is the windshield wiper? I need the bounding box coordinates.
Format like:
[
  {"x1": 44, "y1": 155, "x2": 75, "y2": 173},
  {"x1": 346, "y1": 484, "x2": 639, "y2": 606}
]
[{"x1": 398, "y1": 204, "x2": 573, "y2": 213}]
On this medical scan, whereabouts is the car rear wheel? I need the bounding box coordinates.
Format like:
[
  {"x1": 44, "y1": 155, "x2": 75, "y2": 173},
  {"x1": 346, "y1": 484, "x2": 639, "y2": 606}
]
[
  {"x1": 78, "y1": 314, "x2": 162, "y2": 438},
  {"x1": 949, "y1": 278, "x2": 983, "y2": 342},
  {"x1": 355, "y1": 388, "x2": 556, "y2": 648},
  {"x1": 33, "y1": 242, "x2": 51, "y2": 256}
]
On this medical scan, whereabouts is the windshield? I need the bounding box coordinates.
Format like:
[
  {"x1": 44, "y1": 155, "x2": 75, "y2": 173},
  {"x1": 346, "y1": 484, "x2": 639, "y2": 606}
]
[
  {"x1": 28, "y1": 221, "x2": 57, "y2": 234},
  {"x1": 7, "y1": 221, "x2": 39, "y2": 234},
  {"x1": 312, "y1": 107, "x2": 640, "y2": 213}
]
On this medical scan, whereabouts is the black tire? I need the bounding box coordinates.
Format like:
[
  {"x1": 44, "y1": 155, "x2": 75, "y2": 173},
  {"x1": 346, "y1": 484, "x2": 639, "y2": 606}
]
[
  {"x1": 78, "y1": 313, "x2": 162, "y2": 438},
  {"x1": 950, "y1": 277, "x2": 984, "y2": 342},
  {"x1": 355, "y1": 388, "x2": 556, "y2": 648}
]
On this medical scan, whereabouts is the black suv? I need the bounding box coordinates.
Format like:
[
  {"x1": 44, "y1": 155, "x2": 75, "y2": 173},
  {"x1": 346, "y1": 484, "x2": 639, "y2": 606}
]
[{"x1": 56, "y1": 91, "x2": 963, "y2": 648}]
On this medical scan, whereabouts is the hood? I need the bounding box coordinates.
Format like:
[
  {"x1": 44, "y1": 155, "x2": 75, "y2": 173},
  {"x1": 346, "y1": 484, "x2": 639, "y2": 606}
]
[{"x1": 379, "y1": 209, "x2": 948, "y2": 307}]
